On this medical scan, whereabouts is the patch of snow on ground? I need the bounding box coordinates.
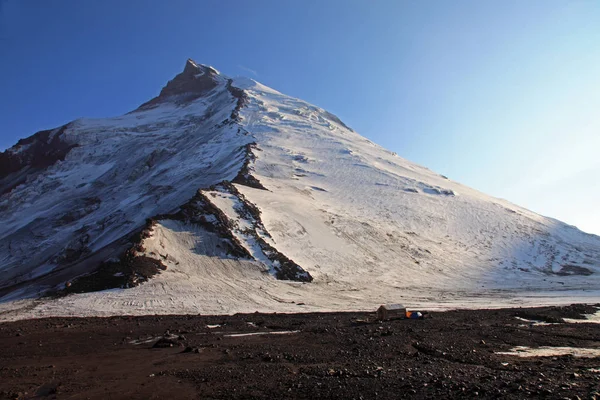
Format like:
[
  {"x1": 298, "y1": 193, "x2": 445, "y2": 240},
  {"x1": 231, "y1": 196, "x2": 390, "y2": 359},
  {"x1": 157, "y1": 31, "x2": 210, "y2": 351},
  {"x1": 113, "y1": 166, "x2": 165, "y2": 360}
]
[
  {"x1": 514, "y1": 317, "x2": 556, "y2": 326},
  {"x1": 564, "y1": 309, "x2": 600, "y2": 324},
  {"x1": 497, "y1": 346, "x2": 600, "y2": 358}
]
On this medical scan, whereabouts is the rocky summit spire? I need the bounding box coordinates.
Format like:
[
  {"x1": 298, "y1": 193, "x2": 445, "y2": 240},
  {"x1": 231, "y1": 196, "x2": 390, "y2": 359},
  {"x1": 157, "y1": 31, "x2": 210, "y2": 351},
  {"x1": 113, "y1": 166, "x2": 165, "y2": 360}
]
[{"x1": 137, "y1": 59, "x2": 223, "y2": 109}]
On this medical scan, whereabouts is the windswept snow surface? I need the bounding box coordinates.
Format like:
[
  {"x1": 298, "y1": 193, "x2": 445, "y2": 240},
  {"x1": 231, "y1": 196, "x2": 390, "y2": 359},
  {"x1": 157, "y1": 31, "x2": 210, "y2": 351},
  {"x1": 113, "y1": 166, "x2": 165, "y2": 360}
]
[
  {"x1": 1, "y1": 62, "x2": 600, "y2": 320},
  {"x1": 234, "y1": 77, "x2": 600, "y2": 293}
]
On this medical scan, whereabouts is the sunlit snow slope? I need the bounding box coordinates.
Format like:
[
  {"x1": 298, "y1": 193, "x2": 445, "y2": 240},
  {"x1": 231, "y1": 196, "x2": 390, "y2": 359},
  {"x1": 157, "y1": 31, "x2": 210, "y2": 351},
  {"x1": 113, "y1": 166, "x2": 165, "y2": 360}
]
[{"x1": 1, "y1": 60, "x2": 599, "y2": 320}]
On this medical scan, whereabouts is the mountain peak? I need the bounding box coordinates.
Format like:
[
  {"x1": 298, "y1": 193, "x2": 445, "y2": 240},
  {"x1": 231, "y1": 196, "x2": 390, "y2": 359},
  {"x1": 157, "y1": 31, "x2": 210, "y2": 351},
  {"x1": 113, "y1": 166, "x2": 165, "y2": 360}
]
[
  {"x1": 137, "y1": 59, "x2": 224, "y2": 109},
  {"x1": 2, "y1": 59, "x2": 600, "y2": 318},
  {"x1": 183, "y1": 58, "x2": 220, "y2": 76}
]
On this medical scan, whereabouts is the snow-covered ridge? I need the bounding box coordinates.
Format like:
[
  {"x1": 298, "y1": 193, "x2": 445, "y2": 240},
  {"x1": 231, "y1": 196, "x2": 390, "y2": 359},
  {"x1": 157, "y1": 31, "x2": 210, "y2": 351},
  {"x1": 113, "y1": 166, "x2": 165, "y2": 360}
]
[
  {"x1": 0, "y1": 59, "x2": 599, "y2": 319},
  {"x1": 200, "y1": 182, "x2": 311, "y2": 281},
  {"x1": 0, "y1": 63, "x2": 251, "y2": 296},
  {"x1": 232, "y1": 76, "x2": 600, "y2": 290}
]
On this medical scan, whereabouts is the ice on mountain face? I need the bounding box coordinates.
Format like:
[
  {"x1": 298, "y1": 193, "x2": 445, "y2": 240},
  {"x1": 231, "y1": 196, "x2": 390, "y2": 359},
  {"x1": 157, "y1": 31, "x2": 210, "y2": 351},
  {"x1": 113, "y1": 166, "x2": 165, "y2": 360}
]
[
  {"x1": 0, "y1": 65, "x2": 251, "y2": 296},
  {"x1": 0, "y1": 59, "x2": 599, "y2": 319}
]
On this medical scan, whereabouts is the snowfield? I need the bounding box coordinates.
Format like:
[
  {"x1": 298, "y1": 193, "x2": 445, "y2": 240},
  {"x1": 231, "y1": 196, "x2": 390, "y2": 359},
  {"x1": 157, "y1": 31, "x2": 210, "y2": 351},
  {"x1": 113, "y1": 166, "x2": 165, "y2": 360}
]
[{"x1": 0, "y1": 60, "x2": 599, "y2": 321}]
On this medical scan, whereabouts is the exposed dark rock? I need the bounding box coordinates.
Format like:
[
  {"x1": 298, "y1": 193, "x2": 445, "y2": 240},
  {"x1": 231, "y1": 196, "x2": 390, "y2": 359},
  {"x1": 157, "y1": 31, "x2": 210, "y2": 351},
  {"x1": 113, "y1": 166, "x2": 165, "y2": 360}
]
[
  {"x1": 226, "y1": 79, "x2": 248, "y2": 122},
  {"x1": 554, "y1": 265, "x2": 593, "y2": 276},
  {"x1": 153, "y1": 333, "x2": 186, "y2": 348},
  {"x1": 0, "y1": 124, "x2": 77, "y2": 195},
  {"x1": 52, "y1": 233, "x2": 92, "y2": 265},
  {"x1": 232, "y1": 143, "x2": 267, "y2": 190},
  {"x1": 57, "y1": 219, "x2": 167, "y2": 295},
  {"x1": 136, "y1": 59, "x2": 222, "y2": 110},
  {"x1": 61, "y1": 254, "x2": 167, "y2": 295}
]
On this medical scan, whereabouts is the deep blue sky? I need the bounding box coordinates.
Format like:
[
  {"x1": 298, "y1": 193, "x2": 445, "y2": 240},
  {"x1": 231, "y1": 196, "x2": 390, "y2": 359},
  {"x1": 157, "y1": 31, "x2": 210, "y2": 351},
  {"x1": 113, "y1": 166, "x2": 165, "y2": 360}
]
[{"x1": 1, "y1": 0, "x2": 599, "y2": 234}]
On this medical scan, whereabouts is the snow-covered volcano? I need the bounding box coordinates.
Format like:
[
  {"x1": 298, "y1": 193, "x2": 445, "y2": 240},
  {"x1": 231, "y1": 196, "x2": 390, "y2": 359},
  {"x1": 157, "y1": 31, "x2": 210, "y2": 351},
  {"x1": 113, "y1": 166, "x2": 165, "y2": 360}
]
[{"x1": 1, "y1": 59, "x2": 599, "y2": 319}]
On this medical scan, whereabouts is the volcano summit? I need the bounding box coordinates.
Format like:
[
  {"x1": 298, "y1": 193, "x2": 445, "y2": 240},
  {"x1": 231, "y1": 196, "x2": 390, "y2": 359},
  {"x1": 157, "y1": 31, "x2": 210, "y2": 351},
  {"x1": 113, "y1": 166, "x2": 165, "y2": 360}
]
[{"x1": 1, "y1": 59, "x2": 599, "y2": 319}]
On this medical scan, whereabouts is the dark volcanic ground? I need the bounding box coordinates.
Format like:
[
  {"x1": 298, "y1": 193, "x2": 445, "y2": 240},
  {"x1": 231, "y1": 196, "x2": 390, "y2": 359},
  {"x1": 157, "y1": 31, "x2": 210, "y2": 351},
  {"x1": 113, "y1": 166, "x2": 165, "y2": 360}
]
[{"x1": 1, "y1": 305, "x2": 599, "y2": 399}]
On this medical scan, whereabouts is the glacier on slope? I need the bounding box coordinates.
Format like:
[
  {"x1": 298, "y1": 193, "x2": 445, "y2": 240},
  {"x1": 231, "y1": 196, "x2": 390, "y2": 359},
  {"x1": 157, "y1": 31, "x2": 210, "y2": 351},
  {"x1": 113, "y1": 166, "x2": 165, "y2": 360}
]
[
  {"x1": 0, "y1": 59, "x2": 599, "y2": 319},
  {"x1": 0, "y1": 61, "x2": 252, "y2": 294}
]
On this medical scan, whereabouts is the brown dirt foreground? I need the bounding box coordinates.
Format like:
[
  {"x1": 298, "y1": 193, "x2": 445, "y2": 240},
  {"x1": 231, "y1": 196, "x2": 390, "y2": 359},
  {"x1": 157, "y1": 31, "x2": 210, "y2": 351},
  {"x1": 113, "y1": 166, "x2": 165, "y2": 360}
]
[{"x1": 1, "y1": 305, "x2": 599, "y2": 399}]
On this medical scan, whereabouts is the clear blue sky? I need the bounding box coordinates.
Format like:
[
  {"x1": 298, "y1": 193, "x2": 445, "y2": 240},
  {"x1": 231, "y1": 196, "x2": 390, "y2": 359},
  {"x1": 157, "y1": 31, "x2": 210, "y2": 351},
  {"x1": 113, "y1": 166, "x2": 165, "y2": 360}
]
[{"x1": 1, "y1": 0, "x2": 599, "y2": 234}]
